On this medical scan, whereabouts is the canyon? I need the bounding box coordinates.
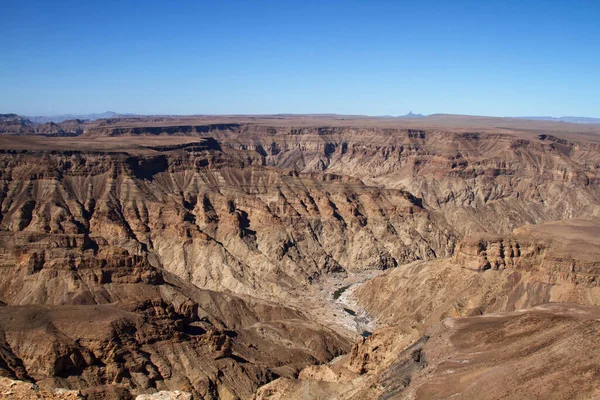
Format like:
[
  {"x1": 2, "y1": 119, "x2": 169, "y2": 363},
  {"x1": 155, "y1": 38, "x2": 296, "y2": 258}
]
[{"x1": 0, "y1": 114, "x2": 599, "y2": 399}]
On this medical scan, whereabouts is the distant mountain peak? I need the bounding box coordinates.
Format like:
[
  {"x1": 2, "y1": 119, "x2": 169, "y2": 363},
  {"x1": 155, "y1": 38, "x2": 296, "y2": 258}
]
[{"x1": 398, "y1": 111, "x2": 426, "y2": 118}]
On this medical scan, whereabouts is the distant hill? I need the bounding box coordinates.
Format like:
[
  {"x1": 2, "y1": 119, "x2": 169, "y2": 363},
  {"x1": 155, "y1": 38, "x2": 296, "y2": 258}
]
[
  {"x1": 517, "y1": 116, "x2": 600, "y2": 124},
  {"x1": 0, "y1": 113, "x2": 34, "y2": 124},
  {"x1": 0, "y1": 113, "x2": 89, "y2": 136},
  {"x1": 0, "y1": 113, "x2": 36, "y2": 134},
  {"x1": 26, "y1": 111, "x2": 138, "y2": 123}
]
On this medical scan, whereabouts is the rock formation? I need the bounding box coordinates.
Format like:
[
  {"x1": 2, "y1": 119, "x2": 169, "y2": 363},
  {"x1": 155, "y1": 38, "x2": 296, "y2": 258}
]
[
  {"x1": 0, "y1": 115, "x2": 599, "y2": 398},
  {"x1": 354, "y1": 218, "x2": 600, "y2": 329}
]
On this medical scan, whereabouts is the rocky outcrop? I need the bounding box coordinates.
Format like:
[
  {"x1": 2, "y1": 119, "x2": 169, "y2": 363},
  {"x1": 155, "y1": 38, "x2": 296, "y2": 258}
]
[
  {"x1": 136, "y1": 391, "x2": 192, "y2": 400},
  {"x1": 454, "y1": 219, "x2": 600, "y2": 286},
  {"x1": 0, "y1": 377, "x2": 84, "y2": 399},
  {"x1": 353, "y1": 219, "x2": 600, "y2": 329}
]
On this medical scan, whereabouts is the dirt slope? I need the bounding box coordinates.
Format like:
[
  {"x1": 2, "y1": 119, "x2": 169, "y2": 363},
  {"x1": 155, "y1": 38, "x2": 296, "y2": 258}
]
[{"x1": 255, "y1": 304, "x2": 600, "y2": 400}]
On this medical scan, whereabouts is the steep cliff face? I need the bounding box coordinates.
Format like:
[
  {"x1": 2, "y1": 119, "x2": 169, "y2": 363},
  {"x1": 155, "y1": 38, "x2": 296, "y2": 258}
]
[
  {"x1": 0, "y1": 148, "x2": 456, "y2": 301},
  {"x1": 123, "y1": 123, "x2": 600, "y2": 235},
  {"x1": 219, "y1": 128, "x2": 600, "y2": 235},
  {"x1": 4, "y1": 120, "x2": 600, "y2": 235}
]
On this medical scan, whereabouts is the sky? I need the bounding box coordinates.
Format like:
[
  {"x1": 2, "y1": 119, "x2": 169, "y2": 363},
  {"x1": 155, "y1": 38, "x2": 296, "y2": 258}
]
[{"x1": 1, "y1": 0, "x2": 599, "y2": 117}]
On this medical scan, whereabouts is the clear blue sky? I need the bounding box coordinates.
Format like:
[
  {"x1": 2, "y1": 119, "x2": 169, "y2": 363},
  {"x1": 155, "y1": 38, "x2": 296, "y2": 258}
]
[{"x1": 1, "y1": 0, "x2": 599, "y2": 117}]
